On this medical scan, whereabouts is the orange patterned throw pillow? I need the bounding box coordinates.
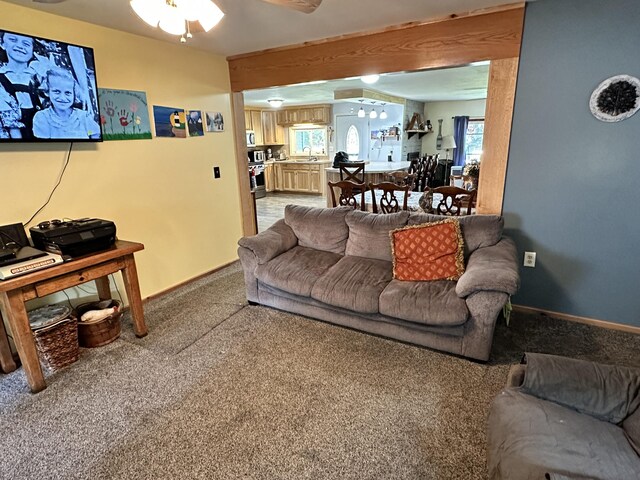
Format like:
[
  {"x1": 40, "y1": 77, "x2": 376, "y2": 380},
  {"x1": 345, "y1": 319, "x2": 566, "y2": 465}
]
[{"x1": 391, "y1": 220, "x2": 465, "y2": 281}]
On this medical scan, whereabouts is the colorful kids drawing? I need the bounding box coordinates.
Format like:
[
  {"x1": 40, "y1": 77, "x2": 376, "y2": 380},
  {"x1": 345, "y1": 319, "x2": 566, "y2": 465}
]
[{"x1": 32, "y1": 68, "x2": 100, "y2": 139}]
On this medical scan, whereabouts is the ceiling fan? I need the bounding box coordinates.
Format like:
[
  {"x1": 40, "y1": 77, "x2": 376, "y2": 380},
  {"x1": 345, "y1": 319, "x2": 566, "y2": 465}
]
[
  {"x1": 32, "y1": 0, "x2": 324, "y2": 14},
  {"x1": 32, "y1": 0, "x2": 323, "y2": 42}
]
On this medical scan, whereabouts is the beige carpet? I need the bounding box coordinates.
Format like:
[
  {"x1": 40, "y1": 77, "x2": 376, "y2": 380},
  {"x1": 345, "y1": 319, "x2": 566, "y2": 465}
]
[{"x1": 1, "y1": 262, "x2": 639, "y2": 479}]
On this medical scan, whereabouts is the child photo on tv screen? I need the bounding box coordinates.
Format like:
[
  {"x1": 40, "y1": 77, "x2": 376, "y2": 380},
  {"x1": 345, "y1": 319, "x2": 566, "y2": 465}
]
[{"x1": 0, "y1": 29, "x2": 101, "y2": 142}]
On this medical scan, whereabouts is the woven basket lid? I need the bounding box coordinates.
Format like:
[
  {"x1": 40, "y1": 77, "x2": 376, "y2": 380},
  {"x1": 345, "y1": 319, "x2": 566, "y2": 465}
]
[{"x1": 28, "y1": 305, "x2": 72, "y2": 331}]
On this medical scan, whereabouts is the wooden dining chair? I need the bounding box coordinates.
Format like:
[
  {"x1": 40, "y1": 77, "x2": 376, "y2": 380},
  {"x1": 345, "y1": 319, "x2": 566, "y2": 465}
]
[
  {"x1": 408, "y1": 158, "x2": 424, "y2": 192},
  {"x1": 338, "y1": 162, "x2": 366, "y2": 184},
  {"x1": 423, "y1": 155, "x2": 439, "y2": 189},
  {"x1": 328, "y1": 180, "x2": 367, "y2": 211},
  {"x1": 430, "y1": 186, "x2": 477, "y2": 216},
  {"x1": 387, "y1": 171, "x2": 416, "y2": 190},
  {"x1": 369, "y1": 182, "x2": 409, "y2": 214}
]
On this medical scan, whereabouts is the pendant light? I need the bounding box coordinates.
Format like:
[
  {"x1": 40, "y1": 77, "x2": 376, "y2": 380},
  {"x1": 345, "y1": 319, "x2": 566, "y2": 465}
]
[
  {"x1": 357, "y1": 99, "x2": 365, "y2": 118},
  {"x1": 369, "y1": 101, "x2": 377, "y2": 119},
  {"x1": 379, "y1": 103, "x2": 388, "y2": 120}
]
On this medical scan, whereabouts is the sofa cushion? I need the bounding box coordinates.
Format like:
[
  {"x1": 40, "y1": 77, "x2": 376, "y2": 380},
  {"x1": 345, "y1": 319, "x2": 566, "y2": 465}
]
[
  {"x1": 345, "y1": 209, "x2": 409, "y2": 262},
  {"x1": 255, "y1": 246, "x2": 342, "y2": 297},
  {"x1": 311, "y1": 256, "x2": 392, "y2": 314},
  {"x1": 284, "y1": 205, "x2": 352, "y2": 254},
  {"x1": 379, "y1": 279, "x2": 469, "y2": 326},
  {"x1": 408, "y1": 212, "x2": 503, "y2": 258},
  {"x1": 391, "y1": 219, "x2": 465, "y2": 281},
  {"x1": 488, "y1": 389, "x2": 640, "y2": 480},
  {"x1": 623, "y1": 405, "x2": 640, "y2": 455}
]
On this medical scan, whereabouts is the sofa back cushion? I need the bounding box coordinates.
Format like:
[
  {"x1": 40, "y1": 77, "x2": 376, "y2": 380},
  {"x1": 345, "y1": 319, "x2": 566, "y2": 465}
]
[
  {"x1": 345, "y1": 210, "x2": 409, "y2": 262},
  {"x1": 284, "y1": 205, "x2": 351, "y2": 254},
  {"x1": 408, "y1": 212, "x2": 503, "y2": 257}
]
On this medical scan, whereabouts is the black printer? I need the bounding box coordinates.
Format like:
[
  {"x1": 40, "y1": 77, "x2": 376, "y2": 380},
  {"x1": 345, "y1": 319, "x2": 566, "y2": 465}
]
[{"x1": 30, "y1": 218, "x2": 116, "y2": 257}]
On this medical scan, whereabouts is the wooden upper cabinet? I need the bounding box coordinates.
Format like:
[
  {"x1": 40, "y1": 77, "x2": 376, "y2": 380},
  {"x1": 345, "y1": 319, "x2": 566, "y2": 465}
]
[
  {"x1": 250, "y1": 110, "x2": 263, "y2": 145},
  {"x1": 246, "y1": 109, "x2": 285, "y2": 145},
  {"x1": 276, "y1": 105, "x2": 330, "y2": 125},
  {"x1": 261, "y1": 111, "x2": 285, "y2": 145}
]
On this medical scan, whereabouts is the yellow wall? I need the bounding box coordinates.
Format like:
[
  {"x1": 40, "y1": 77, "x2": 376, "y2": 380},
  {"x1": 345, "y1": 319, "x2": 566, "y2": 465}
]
[{"x1": 0, "y1": 1, "x2": 242, "y2": 300}]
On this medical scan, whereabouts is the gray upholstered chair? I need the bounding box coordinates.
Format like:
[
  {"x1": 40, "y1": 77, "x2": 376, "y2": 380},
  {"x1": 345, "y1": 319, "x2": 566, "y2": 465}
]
[{"x1": 488, "y1": 353, "x2": 640, "y2": 479}]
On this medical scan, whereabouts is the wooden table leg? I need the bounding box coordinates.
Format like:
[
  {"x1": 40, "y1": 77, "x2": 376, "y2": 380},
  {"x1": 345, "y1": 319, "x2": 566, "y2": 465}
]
[
  {"x1": 121, "y1": 254, "x2": 147, "y2": 338},
  {"x1": 0, "y1": 291, "x2": 46, "y2": 392},
  {"x1": 0, "y1": 307, "x2": 17, "y2": 373},
  {"x1": 95, "y1": 276, "x2": 112, "y2": 301}
]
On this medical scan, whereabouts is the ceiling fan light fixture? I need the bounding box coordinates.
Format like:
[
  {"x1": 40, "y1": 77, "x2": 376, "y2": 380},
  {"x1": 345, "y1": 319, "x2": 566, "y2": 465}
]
[
  {"x1": 267, "y1": 99, "x2": 284, "y2": 108},
  {"x1": 360, "y1": 74, "x2": 380, "y2": 85},
  {"x1": 130, "y1": 0, "x2": 165, "y2": 27},
  {"x1": 159, "y1": 3, "x2": 187, "y2": 35},
  {"x1": 130, "y1": 0, "x2": 224, "y2": 39},
  {"x1": 175, "y1": 0, "x2": 203, "y2": 21},
  {"x1": 198, "y1": 0, "x2": 225, "y2": 32}
]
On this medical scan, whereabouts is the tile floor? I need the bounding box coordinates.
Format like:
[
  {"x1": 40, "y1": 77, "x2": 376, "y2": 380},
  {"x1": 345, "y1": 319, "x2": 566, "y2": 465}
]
[
  {"x1": 256, "y1": 193, "x2": 327, "y2": 232},
  {"x1": 255, "y1": 191, "x2": 429, "y2": 232}
]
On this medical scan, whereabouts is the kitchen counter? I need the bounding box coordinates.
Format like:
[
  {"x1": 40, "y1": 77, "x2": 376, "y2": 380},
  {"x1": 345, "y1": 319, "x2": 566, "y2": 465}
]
[
  {"x1": 325, "y1": 161, "x2": 411, "y2": 173},
  {"x1": 266, "y1": 159, "x2": 331, "y2": 165}
]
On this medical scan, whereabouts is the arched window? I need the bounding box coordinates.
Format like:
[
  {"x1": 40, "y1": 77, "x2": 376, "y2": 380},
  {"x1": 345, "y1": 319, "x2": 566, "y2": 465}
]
[{"x1": 345, "y1": 125, "x2": 359, "y2": 159}]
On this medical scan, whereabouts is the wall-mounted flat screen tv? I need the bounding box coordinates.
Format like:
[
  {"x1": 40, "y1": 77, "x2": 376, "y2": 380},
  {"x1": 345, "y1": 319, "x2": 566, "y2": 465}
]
[{"x1": 0, "y1": 29, "x2": 102, "y2": 142}]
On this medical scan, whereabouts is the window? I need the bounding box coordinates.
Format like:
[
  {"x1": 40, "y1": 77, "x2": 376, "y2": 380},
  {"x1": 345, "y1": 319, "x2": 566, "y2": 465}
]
[
  {"x1": 465, "y1": 120, "x2": 484, "y2": 163},
  {"x1": 289, "y1": 126, "x2": 327, "y2": 156},
  {"x1": 345, "y1": 125, "x2": 359, "y2": 159}
]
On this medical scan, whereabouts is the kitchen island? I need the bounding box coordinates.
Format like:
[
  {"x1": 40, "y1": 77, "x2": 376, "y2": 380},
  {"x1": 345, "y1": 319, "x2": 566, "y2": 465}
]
[
  {"x1": 265, "y1": 159, "x2": 331, "y2": 195},
  {"x1": 324, "y1": 161, "x2": 412, "y2": 206}
]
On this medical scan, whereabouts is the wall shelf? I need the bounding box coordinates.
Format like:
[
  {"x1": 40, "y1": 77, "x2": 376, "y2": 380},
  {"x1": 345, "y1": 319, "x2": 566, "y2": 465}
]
[{"x1": 406, "y1": 130, "x2": 431, "y2": 139}]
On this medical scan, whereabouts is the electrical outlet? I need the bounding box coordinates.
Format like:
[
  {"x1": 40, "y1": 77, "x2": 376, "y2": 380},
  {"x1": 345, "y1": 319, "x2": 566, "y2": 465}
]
[
  {"x1": 213, "y1": 166, "x2": 221, "y2": 179},
  {"x1": 524, "y1": 251, "x2": 536, "y2": 268}
]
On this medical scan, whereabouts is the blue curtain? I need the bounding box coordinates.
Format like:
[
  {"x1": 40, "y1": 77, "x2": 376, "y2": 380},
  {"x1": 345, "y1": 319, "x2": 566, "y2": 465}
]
[{"x1": 452, "y1": 116, "x2": 469, "y2": 167}]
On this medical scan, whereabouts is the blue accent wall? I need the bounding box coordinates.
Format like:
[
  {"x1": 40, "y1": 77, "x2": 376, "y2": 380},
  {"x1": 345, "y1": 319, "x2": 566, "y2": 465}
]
[{"x1": 504, "y1": 0, "x2": 640, "y2": 326}]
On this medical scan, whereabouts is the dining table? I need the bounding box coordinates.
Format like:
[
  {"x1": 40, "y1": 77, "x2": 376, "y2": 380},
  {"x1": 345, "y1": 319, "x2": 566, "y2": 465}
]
[{"x1": 324, "y1": 161, "x2": 412, "y2": 207}]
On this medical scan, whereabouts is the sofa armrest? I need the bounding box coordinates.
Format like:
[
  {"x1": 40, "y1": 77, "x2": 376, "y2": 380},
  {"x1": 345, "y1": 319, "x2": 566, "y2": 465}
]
[
  {"x1": 237, "y1": 219, "x2": 298, "y2": 265},
  {"x1": 519, "y1": 352, "x2": 640, "y2": 424},
  {"x1": 456, "y1": 237, "x2": 520, "y2": 298}
]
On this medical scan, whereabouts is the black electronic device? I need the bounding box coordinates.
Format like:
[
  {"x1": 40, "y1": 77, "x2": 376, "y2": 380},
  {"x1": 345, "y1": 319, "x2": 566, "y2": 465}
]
[
  {"x1": 30, "y1": 218, "x2": 116, "y2": 258},
  {"x1": 0, "y1": 28, "x2": 102, "y2": 143}
]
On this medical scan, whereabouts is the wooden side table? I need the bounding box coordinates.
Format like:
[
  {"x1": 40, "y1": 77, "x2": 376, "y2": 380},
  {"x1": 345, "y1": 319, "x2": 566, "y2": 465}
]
[{"x1": 0, "y1": 240, "x2": 147, "y2": 393}]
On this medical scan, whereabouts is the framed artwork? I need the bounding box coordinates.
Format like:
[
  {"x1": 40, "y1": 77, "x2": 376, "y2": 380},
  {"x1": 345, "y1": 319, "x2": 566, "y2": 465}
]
[
  {"x1": 206, "y1": 111, "x2": 224, "y2": 132},
  {"x1": 98, "y1": 88, "x2": 152, "y2": 140},
  {"x1": 187, "y1": 110, "x2": 204, "y2": 137},
  {"x1": 589, "y1": 75, "x2": 640, "y2": 122},
  {"x1": 153, "y1": 105, "x2": 186, "y2": 138}
]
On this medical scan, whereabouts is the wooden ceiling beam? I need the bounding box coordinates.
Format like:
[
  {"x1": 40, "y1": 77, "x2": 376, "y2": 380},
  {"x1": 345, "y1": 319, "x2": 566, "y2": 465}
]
[{"x1": 227, "y1": 5, "x2": 525, "y2": 92}]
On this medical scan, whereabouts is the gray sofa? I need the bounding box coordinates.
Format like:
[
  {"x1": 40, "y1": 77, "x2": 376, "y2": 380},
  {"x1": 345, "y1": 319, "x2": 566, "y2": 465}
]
[
  {"x1": 237, "y1": 205, "x2": 520, "y2": 361},
  {"x1": 488, "y1": 353, "x2": 640, "y2": 479}
]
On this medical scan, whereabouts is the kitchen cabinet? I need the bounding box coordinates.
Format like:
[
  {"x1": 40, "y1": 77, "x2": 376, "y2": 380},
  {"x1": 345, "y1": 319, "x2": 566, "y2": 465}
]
[
  {"x1": 274, "y1": 161, "x2": 328, "y2": 194},
  {"x1": 264, "y1": 163, "x2": 276, "y2": 192},
  {"x1": 245, "y1": 109, "x2": 284, "y2": 146},
  {"x1": 261, "y1": 111, "x2": 285, "y2": 145},
  {"x1": 276, "y1": 105, "x2": 330, "y2": 125},
  {"x1": 245, "y1": 109, "x2": 264, "y2": 143}
]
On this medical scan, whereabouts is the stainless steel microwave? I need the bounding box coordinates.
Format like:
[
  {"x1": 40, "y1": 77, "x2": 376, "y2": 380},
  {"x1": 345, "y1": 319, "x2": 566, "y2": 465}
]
[{"x1": 246, "y1": 130, "x2": 256, "y2": 147}]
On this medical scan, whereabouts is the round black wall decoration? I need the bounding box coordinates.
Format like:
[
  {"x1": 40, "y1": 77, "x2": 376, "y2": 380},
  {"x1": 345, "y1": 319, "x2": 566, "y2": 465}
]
[{"x1": 590, "y1": 75, "x2": 640, "y2": 122}]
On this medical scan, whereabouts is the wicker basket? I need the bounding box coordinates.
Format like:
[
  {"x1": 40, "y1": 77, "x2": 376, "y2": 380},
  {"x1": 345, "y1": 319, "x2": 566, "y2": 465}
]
[
  {"x1": 74, "y1": 300, "x2": 122, "y2": 348},
  {"x1": 30, "y1": 311, "x2": 79, "y2": 370}
]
